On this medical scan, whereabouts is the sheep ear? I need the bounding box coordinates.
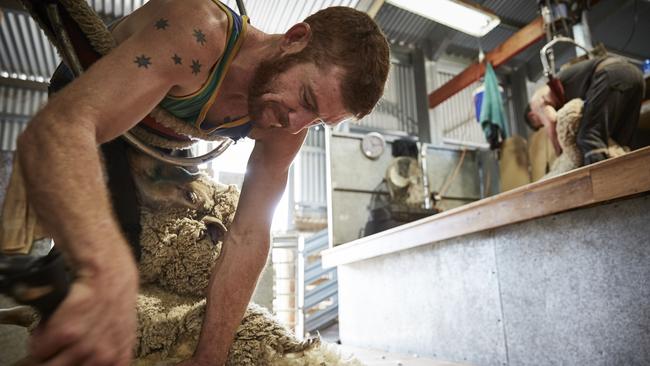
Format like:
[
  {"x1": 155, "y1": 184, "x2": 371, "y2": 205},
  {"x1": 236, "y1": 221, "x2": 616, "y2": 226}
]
[{"x1": 203, "y1": 216, "x2": 228, "y2": 244}]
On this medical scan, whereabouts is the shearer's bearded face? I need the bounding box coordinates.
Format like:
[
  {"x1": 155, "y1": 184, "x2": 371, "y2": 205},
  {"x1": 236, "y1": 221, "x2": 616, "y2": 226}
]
[{"x1": 247, "y1": 54, "x2": 353, "y2": 134}]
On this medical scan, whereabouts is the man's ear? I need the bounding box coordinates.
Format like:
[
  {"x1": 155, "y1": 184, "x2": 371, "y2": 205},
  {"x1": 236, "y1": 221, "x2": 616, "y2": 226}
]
[{"x1": 280, "y1": 23, "x2": 312, "y2": 56}]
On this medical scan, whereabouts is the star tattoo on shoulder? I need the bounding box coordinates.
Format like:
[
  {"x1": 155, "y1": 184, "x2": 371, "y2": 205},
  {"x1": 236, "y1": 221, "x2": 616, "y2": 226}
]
[
  {"x1": 193, "y1": 29, "x2": 207, "y2": 46},
  {"x1": 154, "y1": 18, "x2": 169, "y2": 30},
  {"x1": 191, "y1": 59, "x2": 202, "y2": 75},
  {"x1": 134, "y1": 54, "x2": 152, "y2": 68},
  {"x1": 172, "y1": 54, "x2": 182, "y2": 65}
]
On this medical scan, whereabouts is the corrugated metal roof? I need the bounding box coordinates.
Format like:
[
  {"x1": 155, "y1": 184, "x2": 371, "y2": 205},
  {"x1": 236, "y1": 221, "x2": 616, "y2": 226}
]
[
  {"x1": 374, "y1": 1, "x2": 539, "y2": 59},
  {"x1": 239, "y1": 0, "x2": 360, "y2": 34},
  {"x1": 375, "y1": 3, "x2": 446, "y2": 47},
  {"x1": 481, "y1": 0, "x2": 539, "y2": 26},
  {"x1": 0, "y1": 85, "x2": 47, "y2": 150},
  {"x1": 0, "y1": 0, "x2": 360, "y2": 82},
  {"x1": 0, "y1": 85, "x2": 46, "y2": 115},
  {"x1": 3, "y1": 0, "x2": 648, "y2": 84},
  {"x1": 0, "y1": 9, "x2": 60, "y2": 80},
  {"x1": 88, "y1": 0, "x2": 149, "y2": 19},
  {"x1": 87, "y1": 0, "x2": 361, "y2": 33},
  {"x1": 451, "y1": 26, "x2": 515, "y2": 53},
  {"x1": 374, "y1": 0, "x2": 649, "y2": 63}
]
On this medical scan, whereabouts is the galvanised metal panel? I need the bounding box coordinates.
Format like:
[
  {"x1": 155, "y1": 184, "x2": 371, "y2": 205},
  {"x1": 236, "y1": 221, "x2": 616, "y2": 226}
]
[
  {"x1": 0, "y1": 10, "x2": 60, "y2": 80},
  {"x1": 427, "y1": 61, "x2": 487, "y2": 147},
  {"x1": 450, "y1": 26, "x2": 515, "y2": 54},
  {"x1": 88, "y1": 0, "x2": 149, "y2": 18},
  {"x1": 0, "y1": 85, "x2": 47, "y2": 150},
  {"x1": 297, "y1": 127, "x2": 327, "y2": 208},
  {"x1": 225, "y1": 0, "x2": 360, "y2": 34},
  {"x1": 482, "y1": 0, "x2": 539, "y2": 27},
  {"x1": 359, "y1": 61, "x2": 418, "y2": 135},
  {"x1": 299, "y1": 147, "x2": 326, "y2": 206},
  {"x1": 0, "y1": 118, "x2": 27, "y2": 151},
  {"x1": 305, "y1": 126, "x2": 325, "y2": 148},
  {"x1": 375, "y1": 3, "x2": 444, "y2": 47},
  {"x1": 0, "y1": 85, "x2": 47, "y2": 115}
]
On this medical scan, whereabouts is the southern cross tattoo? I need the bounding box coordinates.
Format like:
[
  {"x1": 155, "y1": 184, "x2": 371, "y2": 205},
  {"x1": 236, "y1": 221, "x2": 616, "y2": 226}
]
[
  {"x1": 155, "y1": 18, "x2": 169, "y2": 30},
  {"x1": 172, "y1": 54, "x2": 182, "y2": 65},
  {"x1": 191, "y1": 59, "x2": 202, "y2": 75},
  {"x1": 193, "y1": 29, "x2": 207, "y2": 45},
  {"x1": 134, "y1": 54, "x2": 152, "y2": 68}
]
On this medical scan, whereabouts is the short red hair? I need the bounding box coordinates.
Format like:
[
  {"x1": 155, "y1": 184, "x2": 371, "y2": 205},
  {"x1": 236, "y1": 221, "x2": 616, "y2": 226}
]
[{"x1": 302, "y1": 7, "x2": 390, "y2": 119}]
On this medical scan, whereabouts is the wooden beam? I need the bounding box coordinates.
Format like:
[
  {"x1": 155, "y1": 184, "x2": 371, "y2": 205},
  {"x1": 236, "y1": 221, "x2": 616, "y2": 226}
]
[{"x1": 428, "y1": 16, "x2": 545, "y2": 109}]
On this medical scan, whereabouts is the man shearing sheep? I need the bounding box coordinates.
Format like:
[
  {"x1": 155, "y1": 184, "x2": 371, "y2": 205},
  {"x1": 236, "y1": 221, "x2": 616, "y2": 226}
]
[{"x1": 16, "y1": 1, "x2": 390, "y2": 365}]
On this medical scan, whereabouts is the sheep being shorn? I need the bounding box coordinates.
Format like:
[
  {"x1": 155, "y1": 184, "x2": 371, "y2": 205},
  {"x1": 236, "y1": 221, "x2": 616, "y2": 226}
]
[
  {"x1": 543, "y1": 98, "x2": 629, "y2": 179},
  {"x1": 130, "y1": 150, "x2": 361, "y2": 366}
]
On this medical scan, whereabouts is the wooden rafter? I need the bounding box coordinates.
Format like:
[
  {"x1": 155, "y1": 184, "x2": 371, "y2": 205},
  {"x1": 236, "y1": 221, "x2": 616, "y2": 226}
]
[{"x1": 428, "y1": 16, "x2": 545, "y2": 109}]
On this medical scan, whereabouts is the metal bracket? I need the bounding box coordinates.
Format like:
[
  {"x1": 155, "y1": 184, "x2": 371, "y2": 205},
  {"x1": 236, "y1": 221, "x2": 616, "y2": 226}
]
[
  {"x1": 540, "y1": 36, "x2": 591, "y2": 79},
  {"x1": 235, "y1": 0, "x2": 247, "y2": 16}
]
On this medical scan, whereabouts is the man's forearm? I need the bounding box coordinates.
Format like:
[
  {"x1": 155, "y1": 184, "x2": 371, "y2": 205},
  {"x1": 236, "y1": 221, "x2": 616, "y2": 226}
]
[
  {"x1": 18, "y1": 112, "x2": 135, "y2": 271},
  {"x1": 193, "y1": 230, "x2": 270, "y2": 365},
  {"x1": 18, "y1": 111, "x2": 139, "y2": 365}
]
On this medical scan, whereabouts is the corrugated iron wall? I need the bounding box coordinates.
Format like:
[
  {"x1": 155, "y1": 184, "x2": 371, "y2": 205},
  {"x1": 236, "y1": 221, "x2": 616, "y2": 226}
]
[
  {"x1": 434, "y1": 71, "x2": 485, "y2": 144},
  {"x1": 238, "y1": 0, "x2": 359, "y2": 34},
  {"x1": 426, "y1": 60, "x2": 487, "y2": 147},
  {"x1": 87, "y1": 0, "x2": 149, "y2": 18},
  {"x1": 358, "y1": 60, "x2": 419, "y2": 135},
  {"x1": 85, "y1": 0, "x2": 360, "y2": 33},
  {"x1": 295, "y1": 127, "x2": 327, "y2": 208},
  {"x1": 374, "y1": 1, "x2": 539, "y2": 61},
  {"x1": 0, "y1": 86, "x2": 47, "y2": 151},
  {"x1": 0, "y1": 9, "x2": 60, "y2": 80},
  {"x1": 375, "y1": 3, "x2": 443, "y2": 48}
]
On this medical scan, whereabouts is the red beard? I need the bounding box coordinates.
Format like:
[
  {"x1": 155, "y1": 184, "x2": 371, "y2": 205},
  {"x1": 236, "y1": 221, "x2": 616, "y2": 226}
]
[{"x1": 247, "y1": 53, "x2": 308, "y2": 126}]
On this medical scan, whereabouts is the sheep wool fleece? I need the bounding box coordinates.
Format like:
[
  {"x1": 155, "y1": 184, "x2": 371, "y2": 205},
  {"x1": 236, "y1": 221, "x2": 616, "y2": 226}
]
[{"x1": 134, "y1": 175, "x2": 362, "y2": 366}]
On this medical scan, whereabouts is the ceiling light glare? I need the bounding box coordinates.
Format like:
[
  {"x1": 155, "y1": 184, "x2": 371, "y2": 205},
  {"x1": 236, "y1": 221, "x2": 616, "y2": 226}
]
[{"x1": 388, "y1": 0, "x2": 501, "y2": 37}]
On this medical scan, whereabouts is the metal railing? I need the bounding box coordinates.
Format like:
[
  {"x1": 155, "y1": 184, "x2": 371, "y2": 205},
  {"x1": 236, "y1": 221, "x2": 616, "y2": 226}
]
[
  {"x1": 299, "y1": 230, "x2": 338, "y2": 335},
  {"x1": 271, "y1": 230, "x2": 338, "y2": 339}
]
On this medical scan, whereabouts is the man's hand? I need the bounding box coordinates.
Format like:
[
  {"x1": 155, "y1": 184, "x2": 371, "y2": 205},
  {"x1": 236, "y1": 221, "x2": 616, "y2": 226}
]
[
  {"x1": 29, "y1": 255, "x2": 138, "y2": 366},
  {"x1": 544, "y1": 117, "x2": 563, "y2": 156}
]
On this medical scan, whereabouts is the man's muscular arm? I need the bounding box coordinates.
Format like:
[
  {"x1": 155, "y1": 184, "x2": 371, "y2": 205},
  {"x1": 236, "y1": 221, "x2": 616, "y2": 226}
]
[
  {"x1": 17, "y1": 1, "x2": 226, "y2": 364},
  {"x1": 530, "y1": 85, "x2": 562, "y2": 155},
  {"x1": 186, "y1": 129, "x2": 308, "y2": 366}
]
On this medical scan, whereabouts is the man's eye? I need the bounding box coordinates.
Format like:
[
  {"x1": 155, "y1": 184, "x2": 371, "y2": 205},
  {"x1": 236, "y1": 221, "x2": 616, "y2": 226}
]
[{"x1": 302, "y1": 92, "x2": 311, "y2": 109}]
